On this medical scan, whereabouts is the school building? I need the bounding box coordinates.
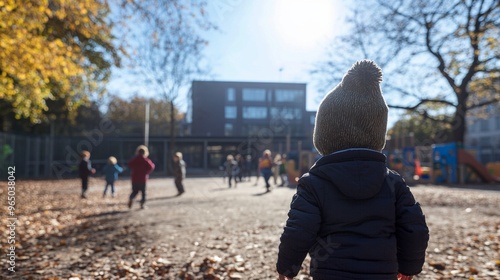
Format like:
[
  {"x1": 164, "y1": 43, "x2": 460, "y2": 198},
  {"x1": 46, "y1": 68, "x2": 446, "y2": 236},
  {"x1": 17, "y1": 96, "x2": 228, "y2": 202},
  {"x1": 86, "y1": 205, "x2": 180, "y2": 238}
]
[{"x1": 188, "y1": 80, "x2": 314, "y2": 138}]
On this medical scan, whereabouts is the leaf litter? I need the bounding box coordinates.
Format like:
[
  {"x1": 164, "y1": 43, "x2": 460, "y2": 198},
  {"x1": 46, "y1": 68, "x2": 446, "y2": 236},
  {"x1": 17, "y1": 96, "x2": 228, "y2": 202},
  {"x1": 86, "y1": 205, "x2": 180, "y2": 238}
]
[{"x1": 0, "y1": 178, "x2": 498, "y2": 279}]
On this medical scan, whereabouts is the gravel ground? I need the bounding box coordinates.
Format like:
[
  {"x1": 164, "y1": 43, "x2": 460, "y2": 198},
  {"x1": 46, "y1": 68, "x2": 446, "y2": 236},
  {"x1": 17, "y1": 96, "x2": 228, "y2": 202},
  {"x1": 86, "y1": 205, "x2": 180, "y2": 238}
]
[{"x1": 1, "y1": 176, "x2": 499, "y2": 279}]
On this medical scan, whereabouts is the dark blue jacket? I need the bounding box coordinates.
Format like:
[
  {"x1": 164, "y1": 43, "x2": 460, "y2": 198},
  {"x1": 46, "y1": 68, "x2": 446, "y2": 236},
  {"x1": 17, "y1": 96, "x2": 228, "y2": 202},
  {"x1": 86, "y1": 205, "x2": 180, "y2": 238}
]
[
  {"x1": 277, "y1": 149, "x2": 429, "y2": 279},
  {"x1": 79, "y1": 159, "x2": 93, "y2": 179}
]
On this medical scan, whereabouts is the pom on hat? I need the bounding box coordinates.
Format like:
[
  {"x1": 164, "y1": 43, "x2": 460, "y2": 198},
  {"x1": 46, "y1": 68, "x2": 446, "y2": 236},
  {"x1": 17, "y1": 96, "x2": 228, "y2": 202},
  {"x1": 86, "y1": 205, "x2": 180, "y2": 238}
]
[
  {"x1": 342, "y1": 60, "x2": 382, "y2": 92},
  {"x1": 313, "y1": 60, "x2": 388, "y2": 155}
]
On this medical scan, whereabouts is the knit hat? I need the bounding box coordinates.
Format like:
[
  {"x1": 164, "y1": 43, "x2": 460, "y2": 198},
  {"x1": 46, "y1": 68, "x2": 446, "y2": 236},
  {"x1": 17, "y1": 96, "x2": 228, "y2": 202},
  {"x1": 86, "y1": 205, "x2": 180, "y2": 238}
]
[{"x1": 313, "y1": 60, "x2": 388, "y2": 155}]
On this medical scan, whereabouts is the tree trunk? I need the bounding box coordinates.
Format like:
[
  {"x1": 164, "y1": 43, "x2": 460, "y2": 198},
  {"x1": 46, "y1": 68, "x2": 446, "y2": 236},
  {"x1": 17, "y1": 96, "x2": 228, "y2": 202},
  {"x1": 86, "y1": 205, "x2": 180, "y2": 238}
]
[{"x1": 451, "y1": 102, "x2": 466, "y2": 144}]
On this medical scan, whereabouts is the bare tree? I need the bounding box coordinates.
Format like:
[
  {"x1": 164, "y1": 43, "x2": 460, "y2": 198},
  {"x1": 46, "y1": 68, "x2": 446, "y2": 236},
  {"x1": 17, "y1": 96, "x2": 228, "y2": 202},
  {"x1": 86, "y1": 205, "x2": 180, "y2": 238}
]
[
  {"x1": 313, "y1": 0, "x2": 499, "y2": 143},
  {"x1": 114, "y1": 0, "x2": 214, "y2": 168}
]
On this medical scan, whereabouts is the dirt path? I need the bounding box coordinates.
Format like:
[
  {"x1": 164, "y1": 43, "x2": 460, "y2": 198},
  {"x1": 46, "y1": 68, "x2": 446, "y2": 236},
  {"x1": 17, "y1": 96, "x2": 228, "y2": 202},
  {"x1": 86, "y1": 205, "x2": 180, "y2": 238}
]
[{"x1": 1, "y1": 176, "x2": 499, "y2": 279}]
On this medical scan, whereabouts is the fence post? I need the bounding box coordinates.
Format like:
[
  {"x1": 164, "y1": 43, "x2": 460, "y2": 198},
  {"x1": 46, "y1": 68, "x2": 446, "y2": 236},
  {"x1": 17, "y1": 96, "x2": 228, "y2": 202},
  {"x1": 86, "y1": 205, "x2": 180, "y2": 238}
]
[
  {"x1": 10, "y1": 134, "x2": 15, "y2": 167},
  {"x1": 163, "y1": 139, "x2": 168, "y2": 175},
  {"x1": 25, "y1": 136, "x2": 30, "y2": 178},
  {"x1": 35, "y1": 137, "x2": 40, "y2": 178},
  {"x1": 45, "y1": 136, "x2": 52, "y2": 177},
  {"x1": 203, "y1": 139, "x2": 208, "y2": 169}
]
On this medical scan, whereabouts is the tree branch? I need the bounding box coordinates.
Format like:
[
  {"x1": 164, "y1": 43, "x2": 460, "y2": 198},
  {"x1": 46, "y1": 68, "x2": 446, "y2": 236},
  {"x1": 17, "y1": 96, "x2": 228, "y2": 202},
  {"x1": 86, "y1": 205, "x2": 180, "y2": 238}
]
[
  {"x1": 385, "y1": 84, "x2": 423, "y2": 99},
  {"x1": 420, "y1": 110, "x2": 452, "y2": 124},
  {"x1": 424, "y1": 17, "x2": 459, "y2": 94},
  {"x1": 388, "y1": 98, "x2": 457, "y2": 110},
  {"x1": 468, "y1": 98, "x2": 500, "y2": 110},
  {"x1": 460, "y1": 0, "x2": 482, "y2": 91}
]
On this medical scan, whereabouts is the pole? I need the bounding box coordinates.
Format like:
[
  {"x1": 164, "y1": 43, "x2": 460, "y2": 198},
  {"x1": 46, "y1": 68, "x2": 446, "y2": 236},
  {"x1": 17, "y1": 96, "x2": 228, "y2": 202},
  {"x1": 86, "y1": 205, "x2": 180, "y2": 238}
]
[{"x1": 145, "y1": 100, "x2": 150, "y2": 147}]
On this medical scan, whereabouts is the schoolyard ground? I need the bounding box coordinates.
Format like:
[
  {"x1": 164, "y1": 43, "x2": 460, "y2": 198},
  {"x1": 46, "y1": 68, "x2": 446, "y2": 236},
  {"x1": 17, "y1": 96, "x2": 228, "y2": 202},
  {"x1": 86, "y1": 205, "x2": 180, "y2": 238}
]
[{"x1": 1, "y1": 176, "x2": 499, "y2": 279}]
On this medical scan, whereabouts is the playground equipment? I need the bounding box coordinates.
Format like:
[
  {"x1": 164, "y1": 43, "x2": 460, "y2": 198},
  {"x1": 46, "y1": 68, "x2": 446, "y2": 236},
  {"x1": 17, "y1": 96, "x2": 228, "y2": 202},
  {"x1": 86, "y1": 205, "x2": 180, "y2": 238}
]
[
  {"x1": 386, "y1": 142, "x2": 499, "y2": 184},
  {"x1": 432, "y1": 143, "x2": 499, "y2": 184},
  {"x1": 285, "y1": 142, "x2": 498, "y2": 186},
  {"x1": 385, "y1": 146, "x2": 433, "y2": 184},
  {"x1": 432, "y1": 143, "x2": 459, "y2": 184},
  {"x1": 457, "y1": 149, "x2": 500, "y2": 183},
  {"x1": 284, "y1": 150, "x2": 319, "y2": 186},
  {"x1": 486, "y1": 162, "x2": 500, "y2": 178}
]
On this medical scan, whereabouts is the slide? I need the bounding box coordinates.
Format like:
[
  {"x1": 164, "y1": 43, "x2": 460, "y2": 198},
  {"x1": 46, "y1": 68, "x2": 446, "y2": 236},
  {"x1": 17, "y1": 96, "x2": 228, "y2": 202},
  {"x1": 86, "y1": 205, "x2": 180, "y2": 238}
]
[{"x1": 457, "y1": 149, "x2": 500, "y2": 183}]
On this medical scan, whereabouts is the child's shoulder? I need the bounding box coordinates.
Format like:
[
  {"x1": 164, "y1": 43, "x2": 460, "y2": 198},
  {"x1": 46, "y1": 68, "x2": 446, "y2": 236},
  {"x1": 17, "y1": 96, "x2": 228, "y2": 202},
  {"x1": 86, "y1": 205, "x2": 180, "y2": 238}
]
[
  {"x1": 385, "y1": 168, "x2": 410, "y2": 197},
  {"x1": 385, "y1": 168, "x2": 406, "y2": 185},
  {"x1": 297, "y1": 172, "x2": 331, "y2": 191}
]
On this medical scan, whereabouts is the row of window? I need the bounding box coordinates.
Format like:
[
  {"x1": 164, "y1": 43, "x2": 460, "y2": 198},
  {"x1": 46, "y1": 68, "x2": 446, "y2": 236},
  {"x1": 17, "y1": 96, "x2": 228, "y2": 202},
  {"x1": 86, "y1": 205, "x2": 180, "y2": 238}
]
[
  {"x1": 225, "y1": 106, "x2": 303, "y2": 120},
  {"x1": 224, "y1": 123, "x2": 305, "y2": 136},
  {"x1": 226, "y1": 88, "x2": 304, "y2": 103},
  {"x1": 468, "y1": 116, "x2": 500, "y2": 132},
  {"x1": 468, "y1": 136, "x2": 500, "y2": 147}
]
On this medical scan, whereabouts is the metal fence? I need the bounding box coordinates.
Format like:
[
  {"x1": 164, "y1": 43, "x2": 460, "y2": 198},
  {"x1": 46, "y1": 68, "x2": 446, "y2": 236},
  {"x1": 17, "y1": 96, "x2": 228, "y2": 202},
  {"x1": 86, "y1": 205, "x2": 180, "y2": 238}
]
[
  {"x1": 0, "y1": 132, "x2": 162, "y2": 179},
  {"x1": 0, "y1": 132, "x2": 311, "y2": 180}
]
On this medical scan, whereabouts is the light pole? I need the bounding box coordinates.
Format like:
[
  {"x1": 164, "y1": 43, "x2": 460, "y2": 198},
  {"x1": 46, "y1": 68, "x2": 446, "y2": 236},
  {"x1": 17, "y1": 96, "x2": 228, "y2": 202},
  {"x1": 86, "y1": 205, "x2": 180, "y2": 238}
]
[{"x1": 145, "y1": 100, "x2": 150, "y2": 147}]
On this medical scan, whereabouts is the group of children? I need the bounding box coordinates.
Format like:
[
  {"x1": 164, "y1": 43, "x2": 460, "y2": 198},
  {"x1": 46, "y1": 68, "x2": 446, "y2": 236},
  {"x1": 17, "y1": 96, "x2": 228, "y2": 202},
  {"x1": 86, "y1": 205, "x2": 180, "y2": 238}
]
[
  {"x1": 222, "y1": 154, "x2": 254, "y2": 186},
  {"x1": 79, "y1": 145, "x2": 186, "y2": 209},
  {"x1": 222, "y1": 151, "x2": 288, "y2": 191}
]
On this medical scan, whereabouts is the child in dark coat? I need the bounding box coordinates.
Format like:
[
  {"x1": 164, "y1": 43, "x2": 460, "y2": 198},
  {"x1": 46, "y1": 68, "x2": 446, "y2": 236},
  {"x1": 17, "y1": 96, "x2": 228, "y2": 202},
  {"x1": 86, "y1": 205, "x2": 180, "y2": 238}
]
[
  {"x1": 79, "y1": 150, "x2": 96, "y2": 199},
  {"x1": 224, "y1": 154, "x2": 239, "y2": 188},
  {"x1": 127, "y1": 145, "x2": 155, "y2": 209},
  {"x1": 102, "y1": 156, "x2": 123, "y2": 198},
  {"x1": 172, "y1": 152, "x2": 186, "y2": 196},
  {"x1": 277, "y1": 60, "x2": 429, "y2": 280}
]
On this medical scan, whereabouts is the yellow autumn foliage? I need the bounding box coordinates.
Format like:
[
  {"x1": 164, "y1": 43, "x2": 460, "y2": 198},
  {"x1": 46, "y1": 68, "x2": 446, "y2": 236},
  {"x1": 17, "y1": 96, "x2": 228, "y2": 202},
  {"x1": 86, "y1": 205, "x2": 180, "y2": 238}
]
[{"x1": 0, "y1": 0, "x2": 115, "y2": 123}]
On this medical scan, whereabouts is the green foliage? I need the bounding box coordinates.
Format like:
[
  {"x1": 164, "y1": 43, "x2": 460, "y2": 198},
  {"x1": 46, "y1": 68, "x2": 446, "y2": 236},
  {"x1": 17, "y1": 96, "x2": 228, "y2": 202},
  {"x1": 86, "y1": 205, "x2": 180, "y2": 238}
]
[
  {"x1": 0, "y1": 0, "x2": 119, "y2": 130},
  {"x1": 105, "y1": 95, "x2": 181, "y2": 136},
  {"x1": 388, "y1": 112, "x2": 453, "y2": 145}
]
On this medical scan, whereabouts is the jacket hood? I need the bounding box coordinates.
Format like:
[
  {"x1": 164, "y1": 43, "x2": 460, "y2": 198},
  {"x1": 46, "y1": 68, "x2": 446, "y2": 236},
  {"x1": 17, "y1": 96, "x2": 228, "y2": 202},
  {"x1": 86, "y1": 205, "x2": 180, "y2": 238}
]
[{"x1": 309, "y1": 149, "x2": 387, "y2": 199}]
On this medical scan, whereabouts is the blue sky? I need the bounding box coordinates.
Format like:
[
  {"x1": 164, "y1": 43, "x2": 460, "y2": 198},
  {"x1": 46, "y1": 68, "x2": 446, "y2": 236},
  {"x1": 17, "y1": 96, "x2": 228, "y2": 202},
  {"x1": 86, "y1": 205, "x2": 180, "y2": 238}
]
[
  {"x1": 203, "y1": 0, "x2": 348, "y2": 111},
  {"x1": 107, "y1": 0, "x2": 348, "y2": 112},
  {"x1": 106, "y1": 0, "x2": 414, "y2": 128}
]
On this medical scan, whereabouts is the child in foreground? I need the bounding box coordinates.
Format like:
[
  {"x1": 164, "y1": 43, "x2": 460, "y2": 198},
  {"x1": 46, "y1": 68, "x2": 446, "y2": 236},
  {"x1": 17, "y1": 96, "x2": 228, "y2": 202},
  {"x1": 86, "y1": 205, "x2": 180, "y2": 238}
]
[{"x1": 276, "y1": 60, "x2": 429, "y2": 279}]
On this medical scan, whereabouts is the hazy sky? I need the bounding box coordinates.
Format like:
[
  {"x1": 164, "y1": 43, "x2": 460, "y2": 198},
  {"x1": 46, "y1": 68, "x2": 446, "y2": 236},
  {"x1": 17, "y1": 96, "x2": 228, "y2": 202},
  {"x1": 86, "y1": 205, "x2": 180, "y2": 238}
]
[
  {"x1": 203, "y1": 0, "x2": 348, "y2": 111},
  {"x1": 108, "y1": 0, "x2": 349, "y2": 113}
]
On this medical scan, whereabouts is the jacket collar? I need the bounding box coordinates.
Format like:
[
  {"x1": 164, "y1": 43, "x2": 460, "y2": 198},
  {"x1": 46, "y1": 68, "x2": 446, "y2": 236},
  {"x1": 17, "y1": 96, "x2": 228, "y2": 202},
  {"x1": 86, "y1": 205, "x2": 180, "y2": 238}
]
[{"x1": 312, "y1": 148, "x2": 386, "y2": 169}]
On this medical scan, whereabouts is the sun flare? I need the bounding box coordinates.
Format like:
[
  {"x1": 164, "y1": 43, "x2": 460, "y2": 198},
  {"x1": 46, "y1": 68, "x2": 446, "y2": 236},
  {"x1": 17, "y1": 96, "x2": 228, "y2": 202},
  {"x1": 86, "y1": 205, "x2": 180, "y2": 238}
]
[{"x1": 272, "y1": 0, "x2": 338, "y2": 49}]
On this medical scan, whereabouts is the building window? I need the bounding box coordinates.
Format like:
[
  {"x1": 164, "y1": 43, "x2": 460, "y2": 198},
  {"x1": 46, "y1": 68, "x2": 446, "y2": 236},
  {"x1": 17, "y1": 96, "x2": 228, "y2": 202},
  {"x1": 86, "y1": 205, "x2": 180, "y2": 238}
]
[
  {"x1": 469, "y1": 138, "x2": 478, "y2": 147},
  {"x1": 225, "y1": 123, "x2": 234, "y2": 136},
  {"x1": 227, "y1": 88, "x2": 236, "y2": 102},
  {"x1": 275, "y1": 89, "x2": 304, "y2": 102},
  {"x1": 468, "y1": 121, "x2": 476, "y2": 133},
  {"x1": 270, "y1": 107, "x2": 302, "y2": 120},
  {"x1": 310, "y1": 115, "x2": 315, "y2": 125},
  {"x1": 243, "y1": 106, "x2": 267, "y2": 119},
  {"x1": 480, "y1": 119, "x2": 489, "y2": 132},
  {"x1": 225, "y1": 106, "x2": 237, "y2": 119},
  {"x1": 243, "y1": 125, "x2": 263, "y2": 136},
  {"x1": 242, "y1": 88, "x2": 266, "y2": 101},
  {"x1": 479, "y1": 136, "x2": 491, "y2": 147}
]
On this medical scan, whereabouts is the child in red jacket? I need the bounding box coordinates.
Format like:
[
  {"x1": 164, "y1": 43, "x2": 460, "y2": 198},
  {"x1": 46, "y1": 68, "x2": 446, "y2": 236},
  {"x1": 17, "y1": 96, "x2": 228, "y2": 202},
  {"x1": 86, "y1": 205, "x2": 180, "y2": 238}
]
[{"x1": 127, "y1": 145, "x2": 155, "y2": 209}]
